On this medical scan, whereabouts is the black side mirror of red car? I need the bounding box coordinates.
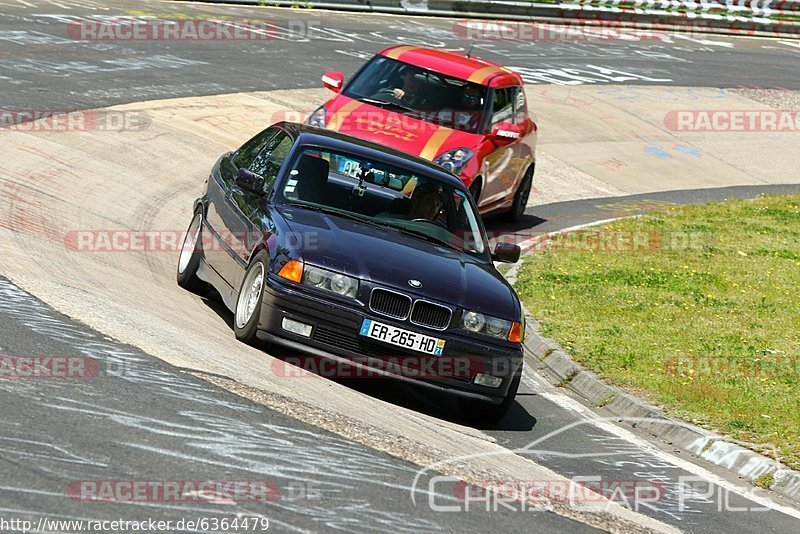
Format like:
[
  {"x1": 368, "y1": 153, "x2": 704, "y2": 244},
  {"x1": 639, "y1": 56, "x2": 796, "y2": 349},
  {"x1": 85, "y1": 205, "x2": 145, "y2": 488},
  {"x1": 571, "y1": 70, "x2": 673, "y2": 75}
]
[
  {"x1": 489, "y1": 122, "x2": 523, "y2": 144},
  {"x1": 492, "y1": 242, "x2": 521, "y2": 263},
  {"x1": 322, "y1": 71, "x2": 344, "y2": 93},
  {"x1": 236, "y1": 168, "x2": 265, "y2": 195}
]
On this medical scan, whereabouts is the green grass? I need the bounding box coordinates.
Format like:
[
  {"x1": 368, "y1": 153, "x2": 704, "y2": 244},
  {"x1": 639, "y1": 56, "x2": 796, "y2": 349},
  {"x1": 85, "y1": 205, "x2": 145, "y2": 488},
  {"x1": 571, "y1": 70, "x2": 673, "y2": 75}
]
[
  {"x1": 515, "y1": 194, "x2": 800, "y2": 469},
  {"x1": 754, "y1": 472, "x2": 775, "y2": 489}
]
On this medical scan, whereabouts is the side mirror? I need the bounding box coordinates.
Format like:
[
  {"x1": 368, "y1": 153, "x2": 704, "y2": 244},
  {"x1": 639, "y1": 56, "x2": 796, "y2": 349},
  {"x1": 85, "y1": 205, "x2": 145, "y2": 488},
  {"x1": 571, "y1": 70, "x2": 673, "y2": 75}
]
[
  {"x1": 236, "y1": 168, "x2": 265, "y2": 195},
  {"x1": 489, "y1": 122, "x2": 523, "y2": 144},
  {"x1": 322, "y1": 71, "x2": 344, "y2": 93},
  {"x1": 492, "y1": 242, "x2": 521, "y2": 263}
]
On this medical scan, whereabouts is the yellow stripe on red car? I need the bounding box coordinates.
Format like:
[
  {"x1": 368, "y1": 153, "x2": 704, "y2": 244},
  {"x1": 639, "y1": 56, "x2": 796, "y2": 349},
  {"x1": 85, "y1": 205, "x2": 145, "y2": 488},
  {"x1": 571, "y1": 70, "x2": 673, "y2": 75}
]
[
  {"x1": 468, "y1": 66, "x2": 500, "y2": 84},
  {"x1": 418, "y1": 127, "x2": 455, "y2": 161},
  {"x1": 327, "y1": 99, "x2": 362, "y2": 131},
  {"x1": 384, "y1": 45, "x2": 418, "y2": 60}
]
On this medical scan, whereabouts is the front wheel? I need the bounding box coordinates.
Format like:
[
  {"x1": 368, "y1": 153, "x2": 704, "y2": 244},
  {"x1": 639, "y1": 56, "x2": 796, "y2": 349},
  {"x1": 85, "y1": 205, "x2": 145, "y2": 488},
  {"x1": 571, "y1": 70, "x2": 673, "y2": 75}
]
[
  {"x1": 458, "y1": 371, "x2": 521, "y2": 423},
  {"x1": 234, "y1": 250, "x2": 269, "y2": 345},
  {"x1": 502, "y1": 165, "x2": 534, "y2": 223},
  {"x1": 176, "y1": 211, "x2": 207, "y2": 294}
]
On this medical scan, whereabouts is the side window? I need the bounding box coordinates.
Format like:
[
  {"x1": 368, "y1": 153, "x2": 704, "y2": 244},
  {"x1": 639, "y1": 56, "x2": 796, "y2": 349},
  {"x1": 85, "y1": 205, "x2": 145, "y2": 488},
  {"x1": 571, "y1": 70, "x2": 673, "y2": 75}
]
[
  {"x1": 512, "y1": 86, "x2": 527, "y2": 124},
  {"x1": 489, "y1": 88, "x2": 513, "y2": 129},
  {"x1": 250, "y1": 132, "x2": 293, "y2": 192},
  {"x1": 234, "y1": 127, "x2": 278, "y2": 169}
]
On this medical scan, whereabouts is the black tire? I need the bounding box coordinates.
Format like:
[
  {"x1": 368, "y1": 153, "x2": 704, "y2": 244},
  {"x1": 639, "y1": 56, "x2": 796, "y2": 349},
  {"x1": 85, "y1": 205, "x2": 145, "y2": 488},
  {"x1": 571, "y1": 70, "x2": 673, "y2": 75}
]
[
  {"x1": 458, "y1": 371, "x2": 521, "y2": 423},
  {"x1": 176, "y1": 211, "x2": 207, "y2": 294},
  {"x1": 469, "y1": 177, "x2": 482, "y2": 207},
  {"x1": 234, "y1": 250, "x2": 269, "y2": 345},
  {"x1": 502, "y1": 165, "x2": 534, "y2": 223}
]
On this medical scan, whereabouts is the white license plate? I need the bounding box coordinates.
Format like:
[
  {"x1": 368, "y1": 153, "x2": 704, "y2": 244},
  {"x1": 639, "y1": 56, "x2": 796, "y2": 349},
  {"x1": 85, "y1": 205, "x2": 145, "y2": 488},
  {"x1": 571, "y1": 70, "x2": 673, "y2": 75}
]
[{"x1": 359, "y1": 319, "x2": 445, "y2": 356}]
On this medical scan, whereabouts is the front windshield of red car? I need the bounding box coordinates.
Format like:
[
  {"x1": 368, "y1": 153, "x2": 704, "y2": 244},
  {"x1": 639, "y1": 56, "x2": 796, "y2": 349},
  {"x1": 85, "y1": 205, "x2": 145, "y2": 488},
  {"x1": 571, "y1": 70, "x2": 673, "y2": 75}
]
[
  {"x1": 278, "y1": 146, "x2": 488, "y2": 256},
  {"x1": 342, "y1": 56, "x2": 488, "y2": 134}
]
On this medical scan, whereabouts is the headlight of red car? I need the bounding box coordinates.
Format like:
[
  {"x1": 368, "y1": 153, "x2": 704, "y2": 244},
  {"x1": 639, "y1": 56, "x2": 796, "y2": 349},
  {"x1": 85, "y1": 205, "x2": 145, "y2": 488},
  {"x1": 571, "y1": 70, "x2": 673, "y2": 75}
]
[
  {"x1": 307, "y1": 106, "x2": 326, "y2": 128},
  {"x1": 434, "y1": 148, "x2": 474, "y2": 175}
]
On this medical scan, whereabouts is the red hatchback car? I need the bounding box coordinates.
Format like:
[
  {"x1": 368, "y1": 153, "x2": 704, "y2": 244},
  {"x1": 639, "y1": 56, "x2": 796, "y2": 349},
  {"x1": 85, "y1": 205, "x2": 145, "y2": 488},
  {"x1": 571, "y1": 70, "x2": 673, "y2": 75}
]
[{"x1": 307, "y1": 46, "x2": 537, "y2": 222}]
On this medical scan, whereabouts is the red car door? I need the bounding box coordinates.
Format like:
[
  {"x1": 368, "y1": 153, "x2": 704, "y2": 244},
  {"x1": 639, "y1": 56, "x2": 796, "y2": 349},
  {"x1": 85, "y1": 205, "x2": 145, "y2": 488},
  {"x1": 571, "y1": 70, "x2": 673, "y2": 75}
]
[{"x1": 480, "y1": 86, "x2": 527, "y2": 209}]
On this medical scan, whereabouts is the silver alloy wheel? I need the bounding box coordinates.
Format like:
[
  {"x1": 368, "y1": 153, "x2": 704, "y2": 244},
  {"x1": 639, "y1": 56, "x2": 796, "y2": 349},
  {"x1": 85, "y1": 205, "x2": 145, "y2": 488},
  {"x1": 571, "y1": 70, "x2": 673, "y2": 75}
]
[
  {"x1": 235, "y1": 263, "x2": 265, "y2": 329},
  {"x1": 178, "y1": 214, "x2": 202, "y2": 274}
]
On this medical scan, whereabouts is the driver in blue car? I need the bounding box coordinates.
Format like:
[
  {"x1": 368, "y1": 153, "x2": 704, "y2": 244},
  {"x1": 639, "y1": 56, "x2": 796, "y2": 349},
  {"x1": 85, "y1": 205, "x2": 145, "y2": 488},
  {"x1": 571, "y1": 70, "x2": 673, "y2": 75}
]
[
  {"x1": 375, "y1": 181, "x2": 444, "y2": 223},
  {"x1": 407, "y1": 182, "x2": 444, "y2": 220}
]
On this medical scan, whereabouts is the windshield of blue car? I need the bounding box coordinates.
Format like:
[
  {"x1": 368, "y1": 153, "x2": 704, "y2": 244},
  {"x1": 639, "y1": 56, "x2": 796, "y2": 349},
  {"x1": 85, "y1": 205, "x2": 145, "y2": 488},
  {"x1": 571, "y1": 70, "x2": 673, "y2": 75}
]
[
  {"x1": 342, "y1": 56, "x2": 488, "y2": 134},
  {"x1": 277, "y1": 147, "x2": 488, "y2": 256}
]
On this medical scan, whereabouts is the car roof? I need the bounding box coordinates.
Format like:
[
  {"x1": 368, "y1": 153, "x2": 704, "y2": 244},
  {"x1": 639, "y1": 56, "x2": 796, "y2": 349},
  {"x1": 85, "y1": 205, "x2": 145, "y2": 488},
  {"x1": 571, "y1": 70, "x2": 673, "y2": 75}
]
[
  {"x1": 379, "y1": 45, "x2": 522, "y2": 86},
  {"x1": 277, "y1": 122, "x2": 467, "y2": 190}
]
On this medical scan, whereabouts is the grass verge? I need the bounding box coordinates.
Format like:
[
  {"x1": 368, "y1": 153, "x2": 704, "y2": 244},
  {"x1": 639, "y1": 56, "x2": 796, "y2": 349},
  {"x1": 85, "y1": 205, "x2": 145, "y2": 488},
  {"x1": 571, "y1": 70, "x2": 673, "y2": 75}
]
[{"x1": 515, "y1": 194, "x2": 800, "y2": 469}]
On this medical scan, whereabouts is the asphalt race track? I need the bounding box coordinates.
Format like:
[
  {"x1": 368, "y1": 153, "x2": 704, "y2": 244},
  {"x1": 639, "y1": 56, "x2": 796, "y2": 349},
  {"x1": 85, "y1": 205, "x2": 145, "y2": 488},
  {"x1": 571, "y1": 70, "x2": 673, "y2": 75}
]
[
  {"x1": 0, "y1": 277, "x2": 605, "y2": 533},
  {"x1": 1, "y1": 1, "x2": 800, "y2": 533}
]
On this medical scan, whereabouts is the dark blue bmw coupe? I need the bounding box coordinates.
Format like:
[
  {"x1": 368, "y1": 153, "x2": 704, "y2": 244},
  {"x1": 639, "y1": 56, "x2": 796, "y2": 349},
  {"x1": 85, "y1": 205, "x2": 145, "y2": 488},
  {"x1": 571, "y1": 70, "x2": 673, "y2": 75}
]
[{"x1": 177, "y1": 122, "x2": 524, "y2": 421}]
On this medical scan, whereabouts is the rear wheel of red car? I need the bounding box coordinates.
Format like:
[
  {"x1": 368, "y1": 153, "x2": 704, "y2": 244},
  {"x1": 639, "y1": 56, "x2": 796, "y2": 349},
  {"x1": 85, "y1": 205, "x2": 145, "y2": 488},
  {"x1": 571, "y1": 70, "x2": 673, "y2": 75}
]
[
  {"x1": 234, "y1": 251, "x2": 269, "y2": 346},
  {"x1": 458, "y1": 371, "x2": 521, "y2": 423},
  {"x1": 176, "y1": 211, "x2": 208, "y2": 294},
  {"x1": 503, "y1": 165, "x2": 534, "y2": 223}
]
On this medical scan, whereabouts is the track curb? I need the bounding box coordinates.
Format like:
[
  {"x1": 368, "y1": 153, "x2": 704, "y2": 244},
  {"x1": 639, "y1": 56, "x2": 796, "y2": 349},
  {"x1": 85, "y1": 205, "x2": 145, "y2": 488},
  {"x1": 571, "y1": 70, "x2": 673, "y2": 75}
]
[{"x1": 523, "y1": 324, "x2": 800, "y2": 504}]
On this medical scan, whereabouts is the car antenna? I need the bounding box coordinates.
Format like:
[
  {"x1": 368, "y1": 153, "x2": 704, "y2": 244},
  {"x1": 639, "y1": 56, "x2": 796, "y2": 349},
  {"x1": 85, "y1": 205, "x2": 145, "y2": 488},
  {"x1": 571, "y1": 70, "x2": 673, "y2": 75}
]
[{"x1": 466, "y1": 42, "x2": 474, "y2": 58}]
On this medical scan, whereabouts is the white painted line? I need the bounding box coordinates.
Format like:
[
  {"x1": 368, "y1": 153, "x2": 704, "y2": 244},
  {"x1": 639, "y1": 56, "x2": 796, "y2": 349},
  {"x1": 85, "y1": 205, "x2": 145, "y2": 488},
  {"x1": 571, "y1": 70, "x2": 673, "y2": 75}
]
[
  {"x1": 517, "y1": 216, "x2": 627, "y2": 253},
  {"x1": 523, "y1": 368, "x2": 800, "y2": 519}
]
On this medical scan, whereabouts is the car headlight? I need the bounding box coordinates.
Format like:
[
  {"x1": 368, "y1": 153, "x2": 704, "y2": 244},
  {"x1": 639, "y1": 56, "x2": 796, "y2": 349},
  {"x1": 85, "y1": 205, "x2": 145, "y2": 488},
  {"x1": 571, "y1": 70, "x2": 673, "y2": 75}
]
[
  {"x1": 302, "y1": 264, "x2": 358, "y2": 298},
  {"x1": 307, "y1": 106, "x2": 326, "y2": 128},
  {"x1": 461, "y1": 310, "x2": 523, "y2": 342},
  {"x1": 434, "y1": 148, "x2": 474, "y2": 175}
]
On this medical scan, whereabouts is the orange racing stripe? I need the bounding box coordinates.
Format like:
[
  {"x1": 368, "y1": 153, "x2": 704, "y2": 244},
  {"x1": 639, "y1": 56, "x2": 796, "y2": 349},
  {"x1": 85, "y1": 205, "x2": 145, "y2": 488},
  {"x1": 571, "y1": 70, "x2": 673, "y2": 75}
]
[
  {"x1": 327, "y1": 99, "x2": 362, "y2": 132},
  {"x1": 418, "y1": 127, "x2": 455, "y2": 161},
  {"x1": 467, "y1": 66, "x2": 499, "y2": 84},
  {"x1": 384, "y1": 45, "x2": 418, "y2": 60}
]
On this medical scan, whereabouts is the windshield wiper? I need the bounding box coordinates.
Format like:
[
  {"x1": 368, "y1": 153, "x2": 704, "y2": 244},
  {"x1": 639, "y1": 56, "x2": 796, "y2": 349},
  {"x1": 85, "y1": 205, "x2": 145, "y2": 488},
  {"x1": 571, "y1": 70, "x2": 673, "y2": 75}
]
[
  {"x1": 287, "y1": 203, "x2": 388, "y2": 229},
  {"x1": 385, "y1": 224, "x2": 463, "y2": 252}
]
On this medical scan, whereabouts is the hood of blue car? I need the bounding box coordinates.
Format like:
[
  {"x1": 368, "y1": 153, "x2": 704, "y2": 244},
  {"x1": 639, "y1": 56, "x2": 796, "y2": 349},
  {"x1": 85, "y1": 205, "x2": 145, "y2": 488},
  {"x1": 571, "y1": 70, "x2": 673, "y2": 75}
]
[{"x1": 276, "y1": 205, "x2": 520, "y2": 321}]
